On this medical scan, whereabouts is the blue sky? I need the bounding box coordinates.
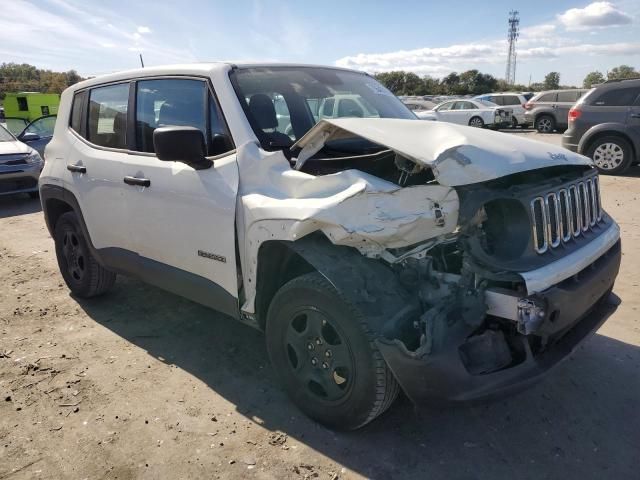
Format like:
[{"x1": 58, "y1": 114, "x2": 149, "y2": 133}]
[{"x1": 2, "y1": 0, "x2": 639, "y2": 85}]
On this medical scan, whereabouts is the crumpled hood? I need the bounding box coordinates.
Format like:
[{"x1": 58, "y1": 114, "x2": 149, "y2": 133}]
[{"x1": 292, "y1": 118, "x2": 592, "y2": 186}]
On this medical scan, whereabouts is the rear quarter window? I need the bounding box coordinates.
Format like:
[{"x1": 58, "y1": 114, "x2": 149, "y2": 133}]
[
  {"x1": 70, "y1": 90, "x2": 87, "y2": 135},
  {"x1": 592, "y1": 87, "x2": 640, "y2": 107},
  {"x1": 537, "y1": 93, "x2": 556, "y2": 102}
]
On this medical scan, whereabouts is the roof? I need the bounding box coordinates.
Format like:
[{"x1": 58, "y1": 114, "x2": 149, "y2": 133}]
[{"x1": 68, "y1": 62, "x2": 364, "y2": 92}]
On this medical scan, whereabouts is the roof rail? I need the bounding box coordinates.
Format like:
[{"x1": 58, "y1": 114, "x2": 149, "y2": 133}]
[{"x1": 604, "y1": 77, "x2": 640, "y2": 83}]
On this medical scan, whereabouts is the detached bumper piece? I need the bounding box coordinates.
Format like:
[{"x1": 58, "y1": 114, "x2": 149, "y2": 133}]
[{"x1": 377, "y1": 240, "x2": 621, "y2": 406}]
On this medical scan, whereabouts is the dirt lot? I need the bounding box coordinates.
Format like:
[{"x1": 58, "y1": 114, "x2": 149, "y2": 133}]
[{"x1": 1, "y1": 131, "x2": 639, "y2": 480}]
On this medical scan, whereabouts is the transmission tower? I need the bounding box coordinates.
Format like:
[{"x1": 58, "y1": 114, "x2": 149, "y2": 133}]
[{"x1": 505, "y1": 10, "x2": 519, "y2": 85}]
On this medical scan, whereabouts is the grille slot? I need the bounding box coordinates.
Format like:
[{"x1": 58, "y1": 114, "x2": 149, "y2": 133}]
[{"x1": 531, "y1": 176, "x2": 603, "y2": 254}]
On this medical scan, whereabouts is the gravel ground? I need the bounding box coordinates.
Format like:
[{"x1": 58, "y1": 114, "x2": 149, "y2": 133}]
[{"x1": 1, "y1": 131, "x2": 639, "y2": 479}]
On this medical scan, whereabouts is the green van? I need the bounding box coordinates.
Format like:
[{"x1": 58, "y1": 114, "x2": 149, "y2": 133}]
[{"x1": 3, "y1": 92, "x2": 60, "y2": 121}]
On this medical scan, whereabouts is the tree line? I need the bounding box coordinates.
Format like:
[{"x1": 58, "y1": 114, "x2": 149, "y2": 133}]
[
  {"x1": 374, "y1": 64, "x2": 639, "y2": 96},
  {"x1": 0, "y1": 63, "x2": 84, "y2": 100}
]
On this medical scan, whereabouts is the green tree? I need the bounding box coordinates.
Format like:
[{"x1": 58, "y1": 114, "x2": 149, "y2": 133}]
[
  {"x1": 374, "y1": 71, "x2": 407, "y2": 94},
  {"x1": 543, "y1": 72, "x2": 560, "y2": 90},
  {"x1": 583, "y1": 71, "x2": 605, "y2": 88},
  {"x1": 0, "y1": 62, "x2": 84, "y2": 100},
  {"x1": 607, "y1": 65, "x2": 639, "y2": 80}
]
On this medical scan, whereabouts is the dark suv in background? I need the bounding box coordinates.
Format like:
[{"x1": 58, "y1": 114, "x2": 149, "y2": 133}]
[
  {"x1": 524, "y1": 89, "x2": 588, "y2": 133},
  {"x1": 563, "y1": 78, "x2": 640, "y2": 175}
]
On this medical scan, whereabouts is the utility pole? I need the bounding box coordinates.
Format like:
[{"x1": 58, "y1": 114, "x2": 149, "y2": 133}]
[{"x1": 505, "y1": 10, "x2": 519, "y2": 85}]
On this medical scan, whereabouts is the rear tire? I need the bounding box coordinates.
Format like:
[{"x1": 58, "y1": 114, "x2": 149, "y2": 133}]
[
  {"x1": 535, "y1": 114, "x2": 555, "y2": 133},
  {"x1": 266, "y1": 272, "x2": 399, "y2": 430},
  {"x1": 54, "y1": 211, "x2": 116, "y2": 298},
  {"x1": 586, "y1": 135, "x2": 633, "y2": 175}
]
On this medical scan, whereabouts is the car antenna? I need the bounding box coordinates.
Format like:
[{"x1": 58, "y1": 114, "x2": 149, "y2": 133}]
[{"x1": 139, "y1": 54, "x2": 145, "y2": 68}]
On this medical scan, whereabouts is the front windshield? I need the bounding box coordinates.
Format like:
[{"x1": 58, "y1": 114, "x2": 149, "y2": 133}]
[
  {"x1": 230, "y1": 66, "x2": 415, "y2": 149},
  {"x1": 0, "y1": 124, "x2": 16, "y2": 142}
]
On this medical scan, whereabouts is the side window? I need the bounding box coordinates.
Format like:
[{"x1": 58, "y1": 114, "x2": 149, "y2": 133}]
[
  {"x1": 490, "y1": 96, "x2": 504, "y2": 105},
  {"x1": 17, "y1": 97, "x2": 28, "y2": 111},
  {"x1": 337, "y1": 98, "x2": 364, "y2": 117},
  {"x1": 436, "y1": 102, "x2": 454, "y2": 111},
  {"x1": 321, "y1": 98, "x2": 335, "y2": 117},
  {"x1": 70, "y1": 90, "x2": 87, "y2": 135},
  {"x1": 593, "y1": 87, "x2": 640, "y2": 107},
  {"x1": 135, "y1": 78, "x2": 206, "y2": 153},
  {"x1": 88, "y1": 83, "x2": 129, "y2": 149},
  {"x1": 538, "y1": 93, "x2": 557, "y2": 102},
  {"x1": 557, "y1": 91, "x2": 578, "y2": 103},
  {"x1": 504, "y1": 95, "x2": 520, "y2": 105}
]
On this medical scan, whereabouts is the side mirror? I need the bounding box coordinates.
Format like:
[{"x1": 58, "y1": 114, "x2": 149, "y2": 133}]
[
  {"x1": 153, "y1": 126, "x2": 212, "y2": 170},
  {"x1": 20, "y1": 132, "x2": 40, "y2": 142}
]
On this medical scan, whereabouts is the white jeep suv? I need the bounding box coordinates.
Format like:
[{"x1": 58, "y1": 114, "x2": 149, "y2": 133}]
[{"x1": 40, "y1": 63, "x2": 621, "y2": 430}]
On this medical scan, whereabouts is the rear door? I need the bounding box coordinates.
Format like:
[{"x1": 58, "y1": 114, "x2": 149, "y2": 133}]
[
  {"x1": 65, "y1": 83, "x2": 131, "y2": 253},
  {"x1": 556, "y1": 91, "x2": 582, "y2": 128},
  {"x1": 121, "y1": 77, "x2": 240, "y2": 316},
  {"x1": 590, "y1": 86, "x2": 640, "y2": 126}
]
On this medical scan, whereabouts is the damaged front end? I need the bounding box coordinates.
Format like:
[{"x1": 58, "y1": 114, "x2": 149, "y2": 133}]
[{"x1": 285, "y1": 118, "x2": 621, "y2": 405}]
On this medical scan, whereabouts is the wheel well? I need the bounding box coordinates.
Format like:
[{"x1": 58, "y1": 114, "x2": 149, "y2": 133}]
[
  {"x1": 44, "y1": 198, "x2": 73, "y2": 235},
  {"x1": 584, "y1": 131, "x2": 637, "y2": 160},
  {"x1": 255, "y1": 241, "x2": 316, "y2": 330},
  {"x1": 535, "y1": 112, "x2": 554, "y2": 123}
]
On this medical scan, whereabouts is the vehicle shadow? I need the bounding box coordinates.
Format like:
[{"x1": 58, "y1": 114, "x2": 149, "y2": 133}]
[
  {"x1": 0, "y1": 194, "x2": 41, "y2": 219},
  {"x1": 76, "y1": 276, "x2": 639, "y2": 480}
]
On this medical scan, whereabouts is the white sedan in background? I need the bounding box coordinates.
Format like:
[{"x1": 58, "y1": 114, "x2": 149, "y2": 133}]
[{"x1": 415, "y1": 99, "x2": 513, "y2": 128}]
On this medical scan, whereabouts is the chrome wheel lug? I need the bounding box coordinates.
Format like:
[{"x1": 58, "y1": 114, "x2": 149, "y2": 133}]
[
  {"x1": 321, "y1": 362, "x2": 329, "y2": 370},
  {"x1": 325, "y1": 350, "x2": 332, "y2": 358},
  {"x1": 311, "y1": 357, "x2": 318, "y2": 366},
  {"x1": 307, "y1": 343, "x2": 314, "y2": 351},
  {"x1": 315, "y1": 338, "x2": 322, "y2": 345}
]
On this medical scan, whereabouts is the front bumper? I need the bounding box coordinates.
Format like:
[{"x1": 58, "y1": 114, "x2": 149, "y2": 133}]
[
  {"x1": 0, "y1": 161, "x2": 43, "y2": 196},
  {"x1": 377, "y1": 239, "x2": 621, "y2": 405}
]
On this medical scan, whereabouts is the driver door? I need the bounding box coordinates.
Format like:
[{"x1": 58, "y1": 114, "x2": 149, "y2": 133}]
[{"x1": 121, "y1": 77, "x2": 240, "y2": 317}]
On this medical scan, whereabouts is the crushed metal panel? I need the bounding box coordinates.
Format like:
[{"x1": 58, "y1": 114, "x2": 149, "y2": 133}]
[
  {"x1": 292, "y1": 118, "x2": 593, "y2": 186},
  {"x1": 234, "y1": 141, "x2": 459, "y2": 313}
]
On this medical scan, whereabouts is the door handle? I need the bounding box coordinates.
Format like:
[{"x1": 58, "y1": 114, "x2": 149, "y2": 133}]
[
  {"x1": 631, "y1": 113, "x2": 640, "y2": 119},
  {"x1": 67, "y1": 164, "x2": 86, "y2": 173},
  {"x1": 123, "y1": 176, "x2": 151, "y2": 187}
]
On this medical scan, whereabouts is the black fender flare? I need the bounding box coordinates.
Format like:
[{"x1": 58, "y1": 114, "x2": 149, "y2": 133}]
[
  {"x1": 577, "y1": 122, "x2": 638, "y2": 157},
  {"x1": 40, "y1": 184, "x2": 106, "y2": 266},
  {"x1": 282, "y1": 234, "x2": 420, "y2": 341}
]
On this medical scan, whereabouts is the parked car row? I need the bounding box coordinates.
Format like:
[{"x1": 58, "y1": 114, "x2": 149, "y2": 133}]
[{"x1": 415, "y1": 99, "x2": 513, "y2": 128}]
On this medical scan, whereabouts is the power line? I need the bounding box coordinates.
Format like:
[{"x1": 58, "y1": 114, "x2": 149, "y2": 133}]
[{"x1": 505, "y1": 10, "x2": 519, "y2": 85}]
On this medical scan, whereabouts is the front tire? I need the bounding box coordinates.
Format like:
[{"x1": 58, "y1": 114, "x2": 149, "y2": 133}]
[
  {"x1": 468, "y1": 116, "x2": 484, "y2": 128},
  {"x1": 586, "y1": 135, "x2": 633, "y2": 175},
  {"x1": 266, "y1": 272, "x2": 399, "y2": 430},
  {"x1": 54, "y1": 211, "x2": 116, "y2": 298},
  {"x1": 535, "y1": 114, "x2": 555, "y2": 133}
]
